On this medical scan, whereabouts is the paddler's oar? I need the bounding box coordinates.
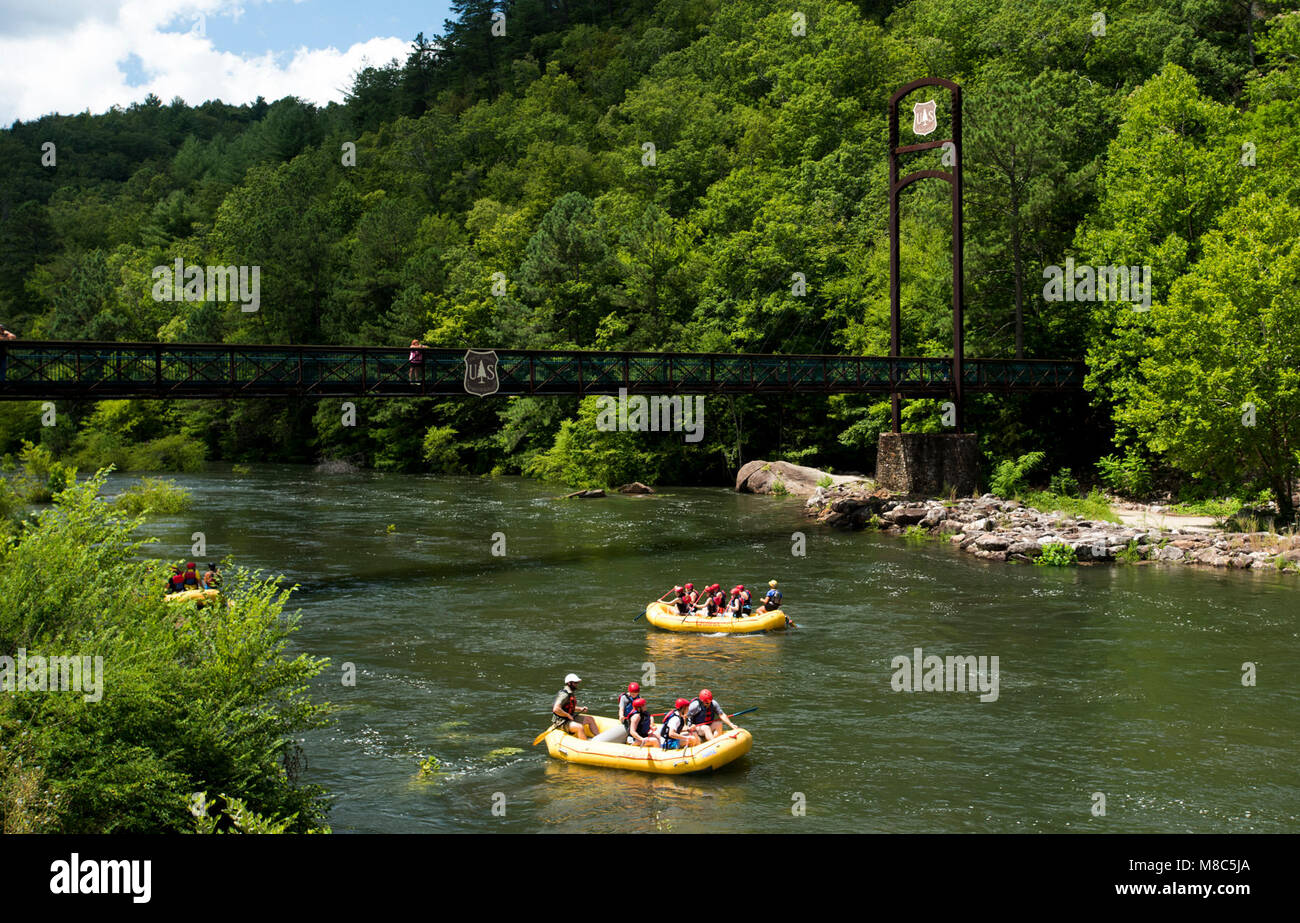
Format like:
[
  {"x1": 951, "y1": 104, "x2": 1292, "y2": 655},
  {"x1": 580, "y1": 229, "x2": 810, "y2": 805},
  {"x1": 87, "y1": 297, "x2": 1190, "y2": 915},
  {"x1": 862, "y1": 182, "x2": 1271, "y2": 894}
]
[
  {"x1": 729, "y1": 706, "x2": 758, "y2": 719},
  {"x1": 636, "y1": 587, "x2": 678, "y2": 620},
  {"x1": 531, "y1": 724, "x2": 558, "y2": 746}
]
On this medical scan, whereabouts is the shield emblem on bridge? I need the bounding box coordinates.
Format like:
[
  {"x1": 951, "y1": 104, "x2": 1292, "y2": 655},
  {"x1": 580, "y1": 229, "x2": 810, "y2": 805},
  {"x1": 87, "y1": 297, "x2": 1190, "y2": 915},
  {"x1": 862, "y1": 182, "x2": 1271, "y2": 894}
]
[
  {"x1": 912, "y1": 99, "x2": 937, "y2": 136},
  {"x1": 463, "y1": 349, "x2": 499, "y2": 396}
]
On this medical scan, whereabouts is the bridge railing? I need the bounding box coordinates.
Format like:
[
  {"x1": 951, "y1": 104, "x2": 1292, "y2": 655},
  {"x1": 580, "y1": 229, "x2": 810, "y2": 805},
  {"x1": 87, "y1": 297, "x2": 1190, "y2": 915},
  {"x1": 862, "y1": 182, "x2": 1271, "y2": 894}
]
[{"x1": 0, "y1": 340, "x2": 1084, "y2": 399}]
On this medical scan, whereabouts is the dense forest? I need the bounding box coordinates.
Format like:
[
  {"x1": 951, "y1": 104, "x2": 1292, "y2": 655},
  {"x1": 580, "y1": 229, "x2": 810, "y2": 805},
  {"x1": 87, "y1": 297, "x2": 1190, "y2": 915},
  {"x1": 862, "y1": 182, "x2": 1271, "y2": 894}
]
[{"x1": 1, "y1": 0, "x2": 1298, "y2": 515}]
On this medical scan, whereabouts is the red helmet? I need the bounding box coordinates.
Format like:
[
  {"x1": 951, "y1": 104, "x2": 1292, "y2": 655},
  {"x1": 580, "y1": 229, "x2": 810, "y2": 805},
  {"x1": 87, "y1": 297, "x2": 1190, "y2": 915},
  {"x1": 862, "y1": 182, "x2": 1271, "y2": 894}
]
[
  {"x1": 699, "y1": 689, "x2": 713, "y2": 704},
  {"x1": 738, "y1": 585, "x2": 745, "y2": 591},
  {"x1": 710, "y1": 583, "x2": 720, "y2": 591},
  {"x1": 673, "y1": 585, "x2": 683, "y2": 592},
  {"x1": 628, "y1": 682, "x2": 640, "y2": 694},
  {"x1": 632, "y1": 698, "x2": 646, "y2": 709},
  {"x1": 685, "y1": 583, "x2": 694, "y2": 589},
  {"x1": 674, "y1": 698, "x2": 689, "y2": 710}
]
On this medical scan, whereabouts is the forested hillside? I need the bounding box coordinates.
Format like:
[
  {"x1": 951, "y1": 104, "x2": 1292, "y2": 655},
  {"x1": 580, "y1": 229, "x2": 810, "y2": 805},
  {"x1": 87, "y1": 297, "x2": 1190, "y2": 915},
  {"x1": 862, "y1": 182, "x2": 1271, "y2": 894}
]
[{"x1": 1, "y1": 0, "x2": 1296, "y2": 512}]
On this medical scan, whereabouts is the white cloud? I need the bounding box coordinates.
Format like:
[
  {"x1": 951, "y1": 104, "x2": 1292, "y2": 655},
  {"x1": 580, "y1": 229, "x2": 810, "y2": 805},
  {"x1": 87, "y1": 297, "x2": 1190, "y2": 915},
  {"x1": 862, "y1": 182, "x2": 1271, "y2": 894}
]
[{"x1": 0, "y1": 0, "x2": 410, "y2": 123}]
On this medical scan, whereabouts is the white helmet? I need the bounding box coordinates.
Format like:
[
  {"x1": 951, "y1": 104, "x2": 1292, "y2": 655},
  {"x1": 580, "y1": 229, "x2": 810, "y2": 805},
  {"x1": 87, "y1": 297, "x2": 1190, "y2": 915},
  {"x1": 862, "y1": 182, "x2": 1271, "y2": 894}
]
[{"x1": 565, "y1": 673, "x2": 581, "y2": 685}]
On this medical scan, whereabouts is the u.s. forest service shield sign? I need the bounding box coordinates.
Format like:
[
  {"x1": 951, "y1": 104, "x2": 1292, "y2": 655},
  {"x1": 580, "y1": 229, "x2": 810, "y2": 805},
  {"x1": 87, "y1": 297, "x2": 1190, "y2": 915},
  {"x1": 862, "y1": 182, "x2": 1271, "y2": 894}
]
[
  {"x1": 463, "y1": 349, "x2": 500, "y2": 396},
  {"x1": 912, "y1": 99, "x2": 937, "y2": 136}
]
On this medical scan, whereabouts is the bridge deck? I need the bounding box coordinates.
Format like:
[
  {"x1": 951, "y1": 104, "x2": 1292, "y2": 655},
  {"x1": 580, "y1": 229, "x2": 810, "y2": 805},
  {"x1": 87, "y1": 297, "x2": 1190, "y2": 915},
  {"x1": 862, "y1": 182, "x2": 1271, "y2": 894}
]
[{"x1": 0, "y1": 341, "x2": 1084, "y2": 400}]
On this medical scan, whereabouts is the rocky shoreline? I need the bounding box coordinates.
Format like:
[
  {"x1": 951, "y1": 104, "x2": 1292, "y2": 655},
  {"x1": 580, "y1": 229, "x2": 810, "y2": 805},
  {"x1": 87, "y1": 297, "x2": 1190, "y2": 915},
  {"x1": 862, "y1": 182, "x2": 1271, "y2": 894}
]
[{"x1": 805, "y1": 483, "x2": 1300, "y2": 574}]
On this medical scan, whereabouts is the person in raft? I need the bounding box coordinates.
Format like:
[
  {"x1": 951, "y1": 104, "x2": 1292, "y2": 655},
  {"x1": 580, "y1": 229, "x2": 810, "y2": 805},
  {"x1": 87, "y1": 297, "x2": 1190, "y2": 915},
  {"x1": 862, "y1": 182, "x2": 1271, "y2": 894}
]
[
  {"x1": 703, "y1": 583, "x2": 724, "y2": 617},
  {"x1": 686, "y1": 689, "x2": 737, "y2": 742},
  {"x1": 671, "y1": 585, "x2": 692, "y2": 614},
  {"x1": 759, "y1": 580, "x2": 782, "y2": 611},
  {"x1": 203, "y1": 563, "x2": 222, "y2": 588},
  {"x1": 658, "y1": 699, "x2": 698, "y2": 750},
  {"x1": 618, "y1": 682, "x2": 641, "y2": 730},
  {"x1": 182, "y1": 562, "x2": 202, "y2": 588},
  {"x1": 552, "y1": 673, "x2": 599, "y2": 740},
  {"x1": 166, "y1": 563, "x2": 187, "y2": 594},
  {"x1": 626, "y1": 698, "x2": 658, "y2": 747}
]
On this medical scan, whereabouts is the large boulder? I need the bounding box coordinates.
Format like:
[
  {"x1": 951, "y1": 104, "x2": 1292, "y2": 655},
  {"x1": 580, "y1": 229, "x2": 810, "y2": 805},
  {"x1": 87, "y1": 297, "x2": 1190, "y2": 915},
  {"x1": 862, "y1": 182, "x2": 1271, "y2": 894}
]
[{"x1": 736, "y1": 460, "x2": 841, "y2": 498}]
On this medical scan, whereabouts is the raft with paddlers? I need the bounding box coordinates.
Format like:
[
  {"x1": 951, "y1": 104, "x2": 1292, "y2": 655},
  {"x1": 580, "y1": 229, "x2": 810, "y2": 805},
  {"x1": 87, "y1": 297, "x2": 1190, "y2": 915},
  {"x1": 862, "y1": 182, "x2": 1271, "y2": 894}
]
[
  {"x1": 541, "y1": 715, "x2": 752, "y2": 774},
  {"x1": 643, "y1": 600, "x2": 790, "y2": 633}
]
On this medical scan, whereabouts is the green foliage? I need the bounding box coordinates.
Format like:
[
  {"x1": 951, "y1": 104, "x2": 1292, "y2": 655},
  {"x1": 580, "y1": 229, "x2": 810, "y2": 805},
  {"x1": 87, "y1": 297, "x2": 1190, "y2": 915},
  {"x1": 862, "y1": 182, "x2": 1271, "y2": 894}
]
[
  {"x1": 1022, "y1": 489, "x2": 1118, "y2": 524},
  {"x1": 816, "y1": 474, "x2": 833, "y2": 489},
  {"x1": 1115, "y1": 540, "x2": 1144, "y2": 564},
  {"x1": 1049, "y1": 468, "x2": 1080, "y2": 497},
  {"x1": 11, "y1": 442, "x2": 77, "y2": 503},
  {"x1": 1034, "y1": 542, "x2": 1078, "y2": 567},
  {"x1": 111, "y1": 477, "x2": 193, "y2": 516},
  {"x1": 1097, "y1": 451, "x2": 1154, "y2": 498},
  {"x1": 189, "y1": 791, "x2": 329, "y2": 834},
  {"x1": 0, "y1": 0, "x2": 1294, "y2": 508},
  {"x1": 0, "y1": 473, "x2": 332, "y2": 833},
  {"x1": 990, "y1": 451, "x2": 1045, "y2": 499}
]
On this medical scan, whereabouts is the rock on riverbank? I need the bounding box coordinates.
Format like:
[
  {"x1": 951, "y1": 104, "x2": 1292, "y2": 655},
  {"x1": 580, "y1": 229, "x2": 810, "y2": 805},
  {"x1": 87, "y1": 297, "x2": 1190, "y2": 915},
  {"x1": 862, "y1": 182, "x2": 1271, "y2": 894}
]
[
  {"x1": 804, "y1": 483, "x2": 1300, "y2": 573},
  {"x1": 735, "y1": 460, "x2": 866, "y2": 498}
]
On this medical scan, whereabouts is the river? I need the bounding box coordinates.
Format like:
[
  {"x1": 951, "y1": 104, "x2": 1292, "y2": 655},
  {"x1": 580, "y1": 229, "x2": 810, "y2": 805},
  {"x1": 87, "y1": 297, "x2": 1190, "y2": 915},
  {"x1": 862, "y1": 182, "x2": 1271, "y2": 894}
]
[{"x1": 120, "y1": 465, "x2": 1299, "y2": 833}]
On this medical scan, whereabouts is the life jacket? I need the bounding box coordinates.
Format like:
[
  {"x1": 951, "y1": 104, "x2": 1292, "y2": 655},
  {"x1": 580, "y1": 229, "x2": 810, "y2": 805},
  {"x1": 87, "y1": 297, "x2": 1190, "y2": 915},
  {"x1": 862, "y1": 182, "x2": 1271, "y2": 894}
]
[
  {"x1": 659, "y1": 712, "x2": 684, "y2": 742},
  {"x1": 619, "y1": 693, "x2": 636, "y2": 725},
  {"x1": 690, "y1": 697, "x2": 717, "y2": 725},
  {"x1": 767, "y1": 589, "x2": 782, "y2": 607},
  {"x1": 675, "y1": 596, "x2": 691, "y2": 614},
  {"x1": 167, "y1": 573, "x2": 186, "y2": 592},
  {"x1": 630, "y1": 710, "x2": 652, "y2": 739},
  {"x1": 183, "y1": 570, "x2": 200, "y2": 587}
]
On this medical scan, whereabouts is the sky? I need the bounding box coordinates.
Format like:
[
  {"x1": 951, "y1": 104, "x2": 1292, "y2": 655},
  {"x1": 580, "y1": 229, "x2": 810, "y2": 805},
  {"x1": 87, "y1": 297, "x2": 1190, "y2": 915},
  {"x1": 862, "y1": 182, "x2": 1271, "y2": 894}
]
[{"x1": 0, "y1": 0, "x2": 457, "y2": 125}]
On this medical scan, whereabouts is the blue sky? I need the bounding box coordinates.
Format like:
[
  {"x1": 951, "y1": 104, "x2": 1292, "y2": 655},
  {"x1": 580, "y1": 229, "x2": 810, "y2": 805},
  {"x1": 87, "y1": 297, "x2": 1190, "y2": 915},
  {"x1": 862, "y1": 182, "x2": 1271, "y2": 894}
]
[{"x1": 0, "y1": 1, "x2": 458, "y2": 124}]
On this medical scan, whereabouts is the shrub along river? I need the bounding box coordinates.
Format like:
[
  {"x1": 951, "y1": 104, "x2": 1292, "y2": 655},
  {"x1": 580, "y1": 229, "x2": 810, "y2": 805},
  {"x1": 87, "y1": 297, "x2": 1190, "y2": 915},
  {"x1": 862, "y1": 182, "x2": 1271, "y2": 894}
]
[{"x1": 121, "y1": 465, "x2": 1298, "y2": 833}]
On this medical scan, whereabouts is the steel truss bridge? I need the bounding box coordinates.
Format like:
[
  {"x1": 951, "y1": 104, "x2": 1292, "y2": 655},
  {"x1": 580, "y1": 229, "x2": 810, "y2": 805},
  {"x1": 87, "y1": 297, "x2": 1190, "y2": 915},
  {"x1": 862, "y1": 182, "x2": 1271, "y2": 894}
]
[{"x1": 0, "y1": 340, "x2": 1083, "y2": 401}]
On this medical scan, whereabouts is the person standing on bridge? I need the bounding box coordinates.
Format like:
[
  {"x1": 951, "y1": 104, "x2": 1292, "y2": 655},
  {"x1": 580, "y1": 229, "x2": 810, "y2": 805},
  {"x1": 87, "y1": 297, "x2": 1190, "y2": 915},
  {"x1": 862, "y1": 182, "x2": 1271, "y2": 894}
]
[
  {"x1": 0, "y1": 324, "x2": 15, "y2": 383},
  {"x1": 408, "y1": 339, "x2": 424, "y2": 383}
]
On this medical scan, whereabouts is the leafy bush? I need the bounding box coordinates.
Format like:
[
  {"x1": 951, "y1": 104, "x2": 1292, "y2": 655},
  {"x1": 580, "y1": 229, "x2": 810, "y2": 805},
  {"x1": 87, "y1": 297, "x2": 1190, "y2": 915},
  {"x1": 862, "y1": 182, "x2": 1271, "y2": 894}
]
[
  {"x1": 111, "y1": 477, "x2": 193, "y2": 516},
  {"x1": 1097, "y1": 451, "x2": 1153, "y2": 497},
  {"x1": 1049, "y1": 468, "x2": 1080, "y2": 497},
  {"x1": 1034, "y1": 542, "x2": 1078, "y2": 567},
  {"x1": 0, "y1": 473, "x2": 332, "y2": 833},
  {"x1": 1115, "y1": 540, "x2": 1144, "y2": 564},
  {"x1": 422, "y1": 425, "x2": 463, "y2": 473},
  {"x1": 990, "y1": 451, "x2": 1045, "y2": 498},
  {"x1": 816, "y1": 474, "x2": 833, "y2": 489},
  {"x1": 13, "y1": 442, "x2": 77, "y2": 503},
  {"x1": 1021, "y1": 488, "x2": 1118, "y2": 523}
]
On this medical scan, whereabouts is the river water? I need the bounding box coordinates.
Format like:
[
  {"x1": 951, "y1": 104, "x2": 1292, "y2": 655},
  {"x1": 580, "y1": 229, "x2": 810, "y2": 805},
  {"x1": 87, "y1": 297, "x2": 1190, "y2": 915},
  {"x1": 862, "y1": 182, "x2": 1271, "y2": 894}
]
[{"x1": 123, "y1": 465, "x2": 1299, "y2": 833}]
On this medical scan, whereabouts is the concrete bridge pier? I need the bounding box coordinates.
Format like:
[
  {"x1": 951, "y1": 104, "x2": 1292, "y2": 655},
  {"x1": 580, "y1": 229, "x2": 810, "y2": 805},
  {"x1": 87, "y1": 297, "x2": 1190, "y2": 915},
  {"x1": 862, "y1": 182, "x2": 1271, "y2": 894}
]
[{"x1": 875, "y1": 433, "x2": 980, "y2": 497}]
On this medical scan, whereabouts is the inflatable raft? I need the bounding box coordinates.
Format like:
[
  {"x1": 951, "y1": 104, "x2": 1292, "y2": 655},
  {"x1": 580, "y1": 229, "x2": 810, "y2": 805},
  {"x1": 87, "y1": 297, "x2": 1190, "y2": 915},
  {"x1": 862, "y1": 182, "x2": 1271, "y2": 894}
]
[
  {"x1": 543, "y1": 715, "x2": 752, "y2": 774},
  {"x1": 165, "y1": 588, "x2": 219, "y2": 604},
  {"x1": 643, "y1": 600, "x2": 790, "y2": 633}
]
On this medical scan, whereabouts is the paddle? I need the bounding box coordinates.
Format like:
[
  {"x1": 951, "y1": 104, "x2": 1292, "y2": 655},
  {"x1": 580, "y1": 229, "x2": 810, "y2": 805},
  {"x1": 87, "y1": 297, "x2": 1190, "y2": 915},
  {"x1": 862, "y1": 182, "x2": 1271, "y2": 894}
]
[
  {"x1": 636, "y1": 586, "x2": 683, "y2": 621},
  {"x1": 652, "y1": 705, "x2": 758, "y2": 719},
  {"x1": 531, "y1": 726, "x2": 555, "y2": 746}
]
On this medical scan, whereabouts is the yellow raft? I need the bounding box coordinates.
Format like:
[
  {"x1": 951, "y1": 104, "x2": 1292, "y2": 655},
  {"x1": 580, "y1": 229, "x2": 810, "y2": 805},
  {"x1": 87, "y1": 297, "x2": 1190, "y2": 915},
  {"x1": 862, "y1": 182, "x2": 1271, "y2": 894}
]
[
  {"x1": 544, "y1": 716, "x2": 752, "y2": 774},
  {"x1": 643, "y1": 600, "x2": 789, "y2": 633},
  {"x1": 165, "y1": 588, "x2": 219, "y2": 604}
]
